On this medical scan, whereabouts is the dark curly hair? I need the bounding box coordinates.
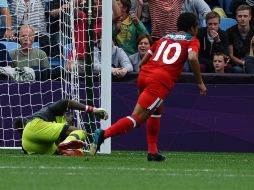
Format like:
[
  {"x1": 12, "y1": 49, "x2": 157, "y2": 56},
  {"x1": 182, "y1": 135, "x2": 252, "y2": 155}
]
[
  {"x1": 177, "y1": 12, "x2": 198, "y2": 32},
  {"x1": 121, "y1": 0, "x2": 131, "y2": 13}
]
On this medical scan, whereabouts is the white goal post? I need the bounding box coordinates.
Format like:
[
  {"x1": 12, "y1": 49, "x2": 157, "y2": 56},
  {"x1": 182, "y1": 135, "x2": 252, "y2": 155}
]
[{"x1": 100, "y1": 0, "x2": 112, "y2": 154}]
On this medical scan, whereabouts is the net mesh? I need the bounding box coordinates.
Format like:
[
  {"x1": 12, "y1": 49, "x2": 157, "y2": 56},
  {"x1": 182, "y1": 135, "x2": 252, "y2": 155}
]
[{"x1": 0, "y1": 0, "x2": 105, "y2": 150}]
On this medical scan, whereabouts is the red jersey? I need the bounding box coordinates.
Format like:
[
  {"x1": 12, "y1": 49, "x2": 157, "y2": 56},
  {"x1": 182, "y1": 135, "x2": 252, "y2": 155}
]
[
  {"x1": 67, "y1": 10, "x2": 101, "y2": 60},
  {"x1": 74, "y1": 11, "x2": 87, "y2": 59},
  {"x1": 140, "y1": 32, "x2": 200, "y2": 89}
]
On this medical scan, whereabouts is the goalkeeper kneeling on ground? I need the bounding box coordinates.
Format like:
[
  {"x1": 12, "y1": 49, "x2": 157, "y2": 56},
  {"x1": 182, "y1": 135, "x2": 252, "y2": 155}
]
[{"x1": 13, "y1": 99, "x2": 108, "y2": 156}]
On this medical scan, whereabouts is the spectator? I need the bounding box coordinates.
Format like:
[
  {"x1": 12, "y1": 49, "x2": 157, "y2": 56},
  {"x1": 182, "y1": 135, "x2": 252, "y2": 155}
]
[
  {"x1": 9, "y1": 25, "x2": 50, "y2": 80},
  {"x1": 113, "y1": 0, "x2": 122, "y2": 32},
  {"x1": 204, "y1": 0, "x2": 227, "y2": 18},
  {"x1": 0, "y1": 42, "x2": 13, "y2": 80},
  {"x1": 113, "y1": 0, "x2": 122, "y2": 22},
  {"x1": 148, "y1": 0, "x2": 182, "y2": 39},
  {"x1": 64, "y1": 1, "x2": 87, "y2": 74},
  {"x1": 93, "y1": 40, "x2": 133, "y2": 78},
  {"x1": 45, "y1": 0, "x2": 71, "y2": 57},
  {"x1": 0, "y1": 0, "x2": 15, "y2": 40},
  {"x1": 0, "y1": 43, "x2": 12, "y2": 67},
  {"x1": 130, "y1": 0, "x2": 151, "y2": 33},
  {"x1": 129, "y1": 34, "x2": 152, "y2": 72},
  {"x1": 204, "y1": 0, "x2": 221, "y2": 9},
  {"x1": 113, "y1": 0, "x2": 149, "y2": 56},
  {"x1": 93, "y1": 0, "x2": 122, "y2": 43},
  {"x1": 230, "y1": 0, "x2": 254, "y2": 22},
  {"x1": 148, "y1": 0, "x2": 211, "y2": 40},
  {"x1": 227, "y1": 4, "x2": 254, "y2": 73},
  {"x1": 182, "y1": 0, "x2": 212, "y2": 27},
  {"x1": 213, "y1": 52, "x2": 229, "y2": 73},
  {"x1": 93, "y1": 0, "x2": 122, "y2": 45},
  {"x1": 244, "y1": 35, "x2": 254, "y2": 74},
  {"x1": 65, "y1": 0, "x2": 121, "y2": 74},
  {"x1": 197, "y1": 11, "x2": 228, "y2": 72},
  {"x1": 9, "y1": 0, "x2": 52, "y2": 56}
]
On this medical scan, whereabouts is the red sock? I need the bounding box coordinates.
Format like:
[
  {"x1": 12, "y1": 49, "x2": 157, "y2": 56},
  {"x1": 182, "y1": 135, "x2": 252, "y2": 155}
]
[
  {"x1": 104, "y1": 114, "x2": 142, "y2": 139},
  {"x1": 146, "y1": 115, "x2": 161, "y2": 154}
]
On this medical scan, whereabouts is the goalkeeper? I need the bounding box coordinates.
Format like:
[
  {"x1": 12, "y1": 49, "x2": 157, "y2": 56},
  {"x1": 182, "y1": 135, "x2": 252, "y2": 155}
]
[{"x1": 13, "y1": 99, "x2": 108, "y2": 156}]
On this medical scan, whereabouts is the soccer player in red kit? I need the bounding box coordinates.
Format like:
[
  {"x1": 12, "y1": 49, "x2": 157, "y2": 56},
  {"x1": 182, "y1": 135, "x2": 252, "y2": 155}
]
[{"x1": 90, "y1": 12, "x2": 207, "y2": 161}]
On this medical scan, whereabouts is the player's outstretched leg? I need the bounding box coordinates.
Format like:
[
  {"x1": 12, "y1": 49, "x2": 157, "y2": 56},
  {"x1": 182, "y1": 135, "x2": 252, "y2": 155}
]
[
  {"x1": 90, "y1": 114, "x2": 143, "y2": 156},
  {"x1": 90, "y1": 128, "x2": 105, "y2": 155}
]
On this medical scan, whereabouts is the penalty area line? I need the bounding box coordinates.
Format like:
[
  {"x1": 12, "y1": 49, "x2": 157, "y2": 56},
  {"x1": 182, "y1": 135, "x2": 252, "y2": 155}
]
[{"x1": 0, "y1": 165, "x2": 254, "y2": 178}]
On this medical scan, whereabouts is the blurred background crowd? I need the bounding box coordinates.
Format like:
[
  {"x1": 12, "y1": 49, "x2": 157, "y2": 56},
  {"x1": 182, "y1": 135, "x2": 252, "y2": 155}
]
[{"x1": 1, "y1": 0, "x2": 254, "y2": 81}]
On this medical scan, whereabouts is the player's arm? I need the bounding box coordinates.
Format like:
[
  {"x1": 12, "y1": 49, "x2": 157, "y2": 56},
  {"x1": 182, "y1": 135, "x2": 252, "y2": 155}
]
[
  {"x1": 140, "y1": 52, "x2": 151, "y2": 66},
  {"x1": 228, "y1": 44, "x2": 245, "y2": 65},
  {"x1": 140, "y1": 40, "x2": 157, "y2": 68},
  {"x1": 140, "y1": 49, "x2": 153, "y2": 69},
  {"x1": 188, "y1": 51, "x2": 207, "y2": 96},
  {"x1": 112, "y1": 0, "x2": 121, "y2": 22},
  {"x1": 67, "y1": 100, "x2": 108, "y2": 120}
]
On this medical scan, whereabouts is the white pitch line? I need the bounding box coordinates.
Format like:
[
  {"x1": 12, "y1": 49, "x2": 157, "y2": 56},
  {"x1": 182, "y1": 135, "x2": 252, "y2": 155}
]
[
  {"x1": 6, "y1": 170, "x2": 254, "y2": 178},
  {"x1": 2, "y1": 154, "x2": 253, "y2": 163},
  {"x1": 0, "y1": 165, "x2": 249, "y2": 172},
  {"x1": 1, "y1": 165, "x2": 254, "y2": 178}
]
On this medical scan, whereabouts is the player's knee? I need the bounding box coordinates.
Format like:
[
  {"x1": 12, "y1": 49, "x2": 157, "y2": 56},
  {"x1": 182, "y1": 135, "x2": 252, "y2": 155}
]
[
  {"x1": 69, "y1": 130, "x2": 86, "y2": 141},
  {"x1": 153, "y1": 106, "x2": 164, "y2": 115},
  {"x1": 59, "y1": 125, "x2": 78, "y2": 141},
  {"x1": 130, "y1": 114, "x2": 143, "y2": 128},
  {"x1": 66, "y1": 125, "x2": 79, "y2": 134},
  {"x1": 150, "y1": 104, "x2": 164, "y2": 116}
]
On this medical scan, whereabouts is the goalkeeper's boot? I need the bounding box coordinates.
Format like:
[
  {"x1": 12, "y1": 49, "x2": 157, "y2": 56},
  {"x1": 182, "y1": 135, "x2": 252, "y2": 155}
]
[
  {"x1": 90, "y1": 129, "x2": 105, "y2": 156},
  {"x1": 147, "y1": 153, "x2": 166, "y2": 162},
  {"x1": 58, "y1": 149, "x2": 84, "y2": 157},
  {"x1": 58, "y1": 140, "x2": 84, "y2": 151}
]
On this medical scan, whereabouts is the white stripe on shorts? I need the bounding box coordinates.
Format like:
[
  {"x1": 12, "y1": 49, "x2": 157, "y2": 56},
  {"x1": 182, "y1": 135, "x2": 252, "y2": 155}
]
[
  {"x1": 147, "y1": 98, "x2": 161, "y2": 110},
  {"x1": 151, "y1": 114, "x2": 161, "y2": 118}
]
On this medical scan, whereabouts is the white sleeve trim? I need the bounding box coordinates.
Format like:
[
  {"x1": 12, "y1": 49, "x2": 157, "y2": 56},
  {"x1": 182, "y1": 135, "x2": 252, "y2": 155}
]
[{"x1": 148, "y1": 49, "x2": 153, "y2": 55}]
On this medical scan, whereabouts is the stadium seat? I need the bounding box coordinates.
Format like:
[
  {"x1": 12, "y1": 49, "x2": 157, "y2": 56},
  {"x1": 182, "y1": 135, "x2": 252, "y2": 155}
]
[
  {"x1": 0, "y1": 41, "x2": 40, "y2": 52},
  {"x1": 220, "y1": 17, "x2": 237, "y2": 31},
  {"x1": 32, "y1": 42, "x2": 40, "y2": 48},
  {"x1": 0, "y1": 41, "x2": 20, "y2": 52},
  {"x1": 48, "y1": 57, "x2": 63, "y2": 67}
]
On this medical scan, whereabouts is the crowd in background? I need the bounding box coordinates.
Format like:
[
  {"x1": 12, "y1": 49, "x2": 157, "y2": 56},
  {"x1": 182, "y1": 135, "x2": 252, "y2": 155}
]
[{"x1": 1, "y1": 0, "x2": 254, "y2": 81}]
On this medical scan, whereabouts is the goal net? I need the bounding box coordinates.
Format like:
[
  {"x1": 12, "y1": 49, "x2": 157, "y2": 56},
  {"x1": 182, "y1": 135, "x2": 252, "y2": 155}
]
[{"x1": 0, "y1": 0, "x2": 112, "y2": 153}]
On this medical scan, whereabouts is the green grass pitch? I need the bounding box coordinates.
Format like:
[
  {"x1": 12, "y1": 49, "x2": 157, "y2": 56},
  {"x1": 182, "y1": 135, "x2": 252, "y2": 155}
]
[{"x1": 1, "y1": 149, "x2": 254, "y2": 190}]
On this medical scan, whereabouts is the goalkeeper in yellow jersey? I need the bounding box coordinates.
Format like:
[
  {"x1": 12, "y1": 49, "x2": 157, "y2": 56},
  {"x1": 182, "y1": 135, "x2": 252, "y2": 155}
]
[{"x1": 13, "y1": 99, "x2": 108, "y2": 156}]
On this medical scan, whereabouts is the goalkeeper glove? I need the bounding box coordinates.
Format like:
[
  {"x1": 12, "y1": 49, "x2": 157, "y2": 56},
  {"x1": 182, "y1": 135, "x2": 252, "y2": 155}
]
[{"x1": 93, "y1": 108, "x2": 108, "y2": 120}]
